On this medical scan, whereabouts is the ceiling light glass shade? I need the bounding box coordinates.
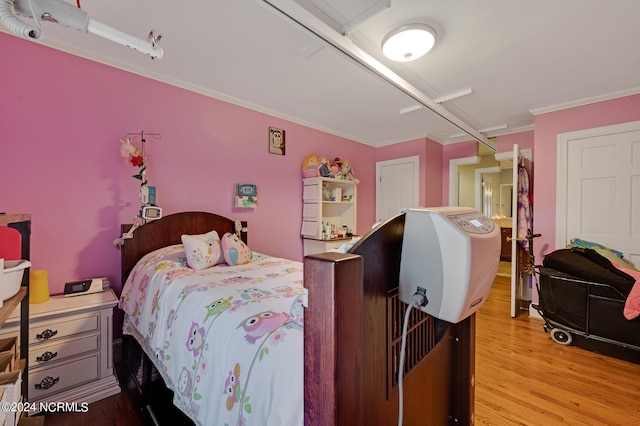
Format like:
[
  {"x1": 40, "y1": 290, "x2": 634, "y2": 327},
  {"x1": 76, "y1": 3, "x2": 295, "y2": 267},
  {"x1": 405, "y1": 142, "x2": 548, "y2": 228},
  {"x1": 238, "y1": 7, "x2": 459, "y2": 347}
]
[{"x1": 382, "y1": 24, "x2": 436, "y2": 62}]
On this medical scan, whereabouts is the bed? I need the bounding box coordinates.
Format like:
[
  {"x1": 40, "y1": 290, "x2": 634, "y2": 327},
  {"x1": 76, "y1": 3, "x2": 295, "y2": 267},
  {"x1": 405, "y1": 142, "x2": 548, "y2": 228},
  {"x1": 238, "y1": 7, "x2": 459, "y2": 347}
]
[{"x1": 118, "y1": 211, "x2": 476, "y2": 425}]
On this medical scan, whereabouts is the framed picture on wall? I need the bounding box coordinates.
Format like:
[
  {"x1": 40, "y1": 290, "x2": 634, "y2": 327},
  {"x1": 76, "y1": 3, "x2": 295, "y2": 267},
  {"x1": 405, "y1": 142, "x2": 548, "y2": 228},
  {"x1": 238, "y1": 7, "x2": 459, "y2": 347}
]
[{"x1": 269, "y1": 127, "x2": 285, "y2": 155}]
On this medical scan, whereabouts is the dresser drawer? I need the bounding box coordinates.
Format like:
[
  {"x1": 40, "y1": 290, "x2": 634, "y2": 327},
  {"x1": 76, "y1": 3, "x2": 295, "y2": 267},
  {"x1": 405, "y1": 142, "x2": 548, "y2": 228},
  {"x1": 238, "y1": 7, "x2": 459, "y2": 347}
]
[
  {"x1": 30, "y1": 353, "x2": 99, "y2": 400},
  {"x1": 302, "y1": 202, "x2": 320, "y2": 220},
  {"x1": 29, "y1": 333, "x2": 99, "y2": 368},
  {"x1": 29, "y1": 313, "x2": 99, "y2": 344},
  {"x1": 302, "y1": 183, "x2": 319, "y2": 201}
]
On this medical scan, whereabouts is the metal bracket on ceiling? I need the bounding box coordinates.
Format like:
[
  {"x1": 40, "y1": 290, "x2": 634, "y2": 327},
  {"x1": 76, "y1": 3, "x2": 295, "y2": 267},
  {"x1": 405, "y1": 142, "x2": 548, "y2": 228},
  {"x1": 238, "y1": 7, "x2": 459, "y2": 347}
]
[{"x1": 259, "y1": 0, "x2": 496, "y2": 151}]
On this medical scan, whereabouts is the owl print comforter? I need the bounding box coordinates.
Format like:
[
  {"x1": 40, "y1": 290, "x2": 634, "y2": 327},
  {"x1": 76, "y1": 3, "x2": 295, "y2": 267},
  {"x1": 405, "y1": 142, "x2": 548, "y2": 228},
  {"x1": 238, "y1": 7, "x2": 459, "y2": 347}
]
[{"x1": 119, "y1": 244, "x2": 306, "y2": 426}]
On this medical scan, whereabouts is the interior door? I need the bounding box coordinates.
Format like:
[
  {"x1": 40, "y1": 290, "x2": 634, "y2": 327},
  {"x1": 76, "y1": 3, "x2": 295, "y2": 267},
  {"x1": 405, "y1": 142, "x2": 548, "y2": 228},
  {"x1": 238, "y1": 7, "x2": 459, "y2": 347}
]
[
  {"x1": 509, "y1": 144, "x2": 524, "y2": 318},
  {"x1": 375, "y1": 156, "x2": 419, "y2": 222},
  {"x1": 565, "y1": 130, "x2": 640, "y2": 265}
]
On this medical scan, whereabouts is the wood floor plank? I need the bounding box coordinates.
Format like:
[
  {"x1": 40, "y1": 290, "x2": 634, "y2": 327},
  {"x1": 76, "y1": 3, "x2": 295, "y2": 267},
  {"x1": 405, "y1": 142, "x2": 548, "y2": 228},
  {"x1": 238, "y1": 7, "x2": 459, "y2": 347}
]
[{"x1": 476, "y1": 276, "x2": 640, "y2": 426}]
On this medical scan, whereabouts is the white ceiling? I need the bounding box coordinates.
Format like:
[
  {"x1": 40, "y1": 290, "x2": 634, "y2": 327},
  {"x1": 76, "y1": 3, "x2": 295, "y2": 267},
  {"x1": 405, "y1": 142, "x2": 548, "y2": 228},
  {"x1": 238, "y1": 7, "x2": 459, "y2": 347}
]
[{"x1": 6, "y1": 0, "x2": 640, "y2": 148}]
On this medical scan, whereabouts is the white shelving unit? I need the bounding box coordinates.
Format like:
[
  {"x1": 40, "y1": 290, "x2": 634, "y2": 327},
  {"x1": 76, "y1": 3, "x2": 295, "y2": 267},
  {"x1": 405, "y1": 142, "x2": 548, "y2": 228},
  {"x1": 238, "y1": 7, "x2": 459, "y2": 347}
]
[{"x1": 301, "y1": 177, "x2": 357, "y2": 256}]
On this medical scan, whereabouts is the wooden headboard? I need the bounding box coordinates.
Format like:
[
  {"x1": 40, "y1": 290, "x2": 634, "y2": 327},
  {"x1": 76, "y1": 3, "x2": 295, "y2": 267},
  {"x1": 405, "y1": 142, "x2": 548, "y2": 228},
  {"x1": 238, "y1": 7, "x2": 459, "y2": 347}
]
[{"x1": 120, "y1": 211, "x2": 247, "y2": 283}]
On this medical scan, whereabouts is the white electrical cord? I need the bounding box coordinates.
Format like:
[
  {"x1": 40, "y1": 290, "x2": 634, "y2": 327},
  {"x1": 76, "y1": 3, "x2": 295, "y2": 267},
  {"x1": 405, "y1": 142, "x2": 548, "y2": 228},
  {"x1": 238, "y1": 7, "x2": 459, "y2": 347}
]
[
  {"x1": 397, "y1": 302, "x2": 413, "y2": 426},
  {"x1": 398, "y1": 293, "x2": 427, "y2": 426}
]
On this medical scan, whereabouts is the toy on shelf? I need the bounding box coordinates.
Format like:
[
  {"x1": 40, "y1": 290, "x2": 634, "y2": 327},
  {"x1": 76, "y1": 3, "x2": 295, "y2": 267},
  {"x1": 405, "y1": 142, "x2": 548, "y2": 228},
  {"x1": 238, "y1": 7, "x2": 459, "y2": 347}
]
[
  {"x1": 302, "y1": 153, "x2": 320, "y2": 178},
  {"x1": 339, "y1": 160, "x2": 359, "y2": 182},
  {"x1": 318, "y1": 156, "x2": 334, "y2": 178},
  {"x1": 302, "y1": 153, "x2": 358, "y2": 182},
  {"x1": 330, "y1": 157, "x2": 342, "y2": 177}
]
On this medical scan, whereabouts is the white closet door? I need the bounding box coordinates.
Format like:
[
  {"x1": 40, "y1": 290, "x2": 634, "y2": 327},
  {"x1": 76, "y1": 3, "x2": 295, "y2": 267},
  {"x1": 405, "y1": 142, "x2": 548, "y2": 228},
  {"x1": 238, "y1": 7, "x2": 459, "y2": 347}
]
[
  {"x1": 375, "y1": 156, "x2": 419, "y2": 222},
  {"x1": 566, "y1": 130, "x2": 640, "y2": 266}
]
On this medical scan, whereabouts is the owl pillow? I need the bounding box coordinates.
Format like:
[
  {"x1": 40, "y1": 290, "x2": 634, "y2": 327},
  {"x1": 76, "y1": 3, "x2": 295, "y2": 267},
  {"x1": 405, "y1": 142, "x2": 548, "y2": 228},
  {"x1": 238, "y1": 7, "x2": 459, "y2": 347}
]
[
  {"x1": 181, "y1": 230, "x2": 224, "y2": 270},
  {"x1": 221, "y1": 232, "x2": 253, "y2": 265}
]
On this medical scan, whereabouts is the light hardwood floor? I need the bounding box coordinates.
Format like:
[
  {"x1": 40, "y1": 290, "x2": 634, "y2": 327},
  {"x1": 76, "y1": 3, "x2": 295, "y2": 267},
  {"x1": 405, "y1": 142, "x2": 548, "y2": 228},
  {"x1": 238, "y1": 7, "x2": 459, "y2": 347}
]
[{"x1": 475, "y1": 275, "x2": 640, "y2": 425}]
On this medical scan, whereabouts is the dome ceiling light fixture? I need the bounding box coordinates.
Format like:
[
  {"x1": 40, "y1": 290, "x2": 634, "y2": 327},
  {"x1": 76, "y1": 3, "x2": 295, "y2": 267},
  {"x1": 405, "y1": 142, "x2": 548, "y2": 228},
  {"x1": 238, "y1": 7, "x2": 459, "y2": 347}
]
[{"x1": 381, "y1": 23, "x2": 436, "y2": 62}]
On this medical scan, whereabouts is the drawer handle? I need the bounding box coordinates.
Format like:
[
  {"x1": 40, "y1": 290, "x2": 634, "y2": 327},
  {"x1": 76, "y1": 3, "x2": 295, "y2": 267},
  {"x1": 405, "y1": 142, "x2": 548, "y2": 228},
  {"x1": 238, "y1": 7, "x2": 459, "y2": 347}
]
[
  {"x1": 35, "y1": 351, "x2": 58, "y2": 363},
  {"x1": 35, "y1": 376, "x2": 59, "y2": 390},
  {"x1": 36, "y1": 329, "x2": 58, "y2": 340}
]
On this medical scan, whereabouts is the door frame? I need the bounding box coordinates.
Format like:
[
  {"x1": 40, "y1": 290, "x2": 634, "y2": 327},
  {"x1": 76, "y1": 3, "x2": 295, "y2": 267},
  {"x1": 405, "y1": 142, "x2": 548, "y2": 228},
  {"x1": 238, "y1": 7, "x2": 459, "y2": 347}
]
[
  {"x1": 555, "y1": 120, "x2": 640, "y2": 248},
  {"x1": 448, "y1": 156, "x2": 481, "y2": 206}
]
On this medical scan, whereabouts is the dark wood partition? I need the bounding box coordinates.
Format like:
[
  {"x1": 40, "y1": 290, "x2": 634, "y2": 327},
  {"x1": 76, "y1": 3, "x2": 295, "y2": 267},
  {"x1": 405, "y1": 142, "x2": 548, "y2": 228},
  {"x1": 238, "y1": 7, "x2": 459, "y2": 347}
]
[
  {"x1": 303, "y1": 213, "x2": 475, "y2": 425},
  {"x1": 304, "y1": 252, "x2": 364, "y2": 425}
]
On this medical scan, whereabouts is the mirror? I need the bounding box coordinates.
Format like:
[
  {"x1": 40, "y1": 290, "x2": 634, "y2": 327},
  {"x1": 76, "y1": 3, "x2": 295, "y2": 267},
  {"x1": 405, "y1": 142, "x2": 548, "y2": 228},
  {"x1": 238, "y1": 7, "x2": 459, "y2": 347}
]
[
  {"x1": 457, "y1": 145, "x2": 513, "y2": 219},
  {"x1": 499, "y1": 183, "x2": 513, "y2": 217}
]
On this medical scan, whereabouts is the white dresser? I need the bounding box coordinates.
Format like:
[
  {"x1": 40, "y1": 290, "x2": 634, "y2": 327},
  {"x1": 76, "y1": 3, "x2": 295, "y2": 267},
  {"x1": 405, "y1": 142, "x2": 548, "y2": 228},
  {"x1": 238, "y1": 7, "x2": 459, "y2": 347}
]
[{"x1": 0, "y1": 289, "x2": 120, "y2": 411}]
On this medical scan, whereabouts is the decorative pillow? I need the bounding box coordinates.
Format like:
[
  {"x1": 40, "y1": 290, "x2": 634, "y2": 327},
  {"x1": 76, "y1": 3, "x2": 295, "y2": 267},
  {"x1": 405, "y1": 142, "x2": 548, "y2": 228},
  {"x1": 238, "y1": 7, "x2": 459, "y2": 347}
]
[
  {"x1": 181, "y1": 230, "x2": 223, "y2": 271},
  {"x1": 221, "y1": 232, "x2": 253, "y2": 265}
]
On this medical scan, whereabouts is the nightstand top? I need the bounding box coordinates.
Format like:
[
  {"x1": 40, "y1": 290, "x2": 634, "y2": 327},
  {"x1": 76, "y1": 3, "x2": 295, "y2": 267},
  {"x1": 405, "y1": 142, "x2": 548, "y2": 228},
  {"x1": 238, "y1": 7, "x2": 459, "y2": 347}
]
[{"x1": 7, "y1": 288, "x2": 117, "y2": 321}]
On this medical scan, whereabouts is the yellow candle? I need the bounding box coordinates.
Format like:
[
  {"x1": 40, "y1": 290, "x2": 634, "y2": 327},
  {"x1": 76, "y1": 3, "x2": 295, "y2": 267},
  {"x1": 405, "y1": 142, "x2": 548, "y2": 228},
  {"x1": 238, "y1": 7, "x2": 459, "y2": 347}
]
[{"x1": 29, "y1": 270, "x2": 50, "y2": 304}]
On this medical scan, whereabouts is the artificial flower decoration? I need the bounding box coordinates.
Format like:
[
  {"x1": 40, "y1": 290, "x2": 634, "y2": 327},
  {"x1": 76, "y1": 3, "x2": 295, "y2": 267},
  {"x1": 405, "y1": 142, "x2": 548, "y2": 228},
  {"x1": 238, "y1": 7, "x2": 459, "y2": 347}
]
[{"x1": 120, "y1": 137, "x2": 147, "y2": 186}]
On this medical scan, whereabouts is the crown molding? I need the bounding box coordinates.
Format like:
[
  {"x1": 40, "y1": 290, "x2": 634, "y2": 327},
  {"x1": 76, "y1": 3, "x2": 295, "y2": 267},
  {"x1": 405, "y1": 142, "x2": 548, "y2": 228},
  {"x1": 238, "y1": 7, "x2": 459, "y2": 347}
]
[{"x1": 530, "y1": 87, "x2": 640, "y2": 116}]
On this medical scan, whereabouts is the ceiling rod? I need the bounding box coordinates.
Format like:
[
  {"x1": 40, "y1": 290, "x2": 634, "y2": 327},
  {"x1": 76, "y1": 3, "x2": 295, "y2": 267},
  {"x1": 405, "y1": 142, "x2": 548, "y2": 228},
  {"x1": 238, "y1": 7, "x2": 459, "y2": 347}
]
[
  {"x1": 434, "y1": 88, "x2": 473, "y2": 104},
  {"x1": 259, "y1": 0, "x2": 495, "y2": 151}
]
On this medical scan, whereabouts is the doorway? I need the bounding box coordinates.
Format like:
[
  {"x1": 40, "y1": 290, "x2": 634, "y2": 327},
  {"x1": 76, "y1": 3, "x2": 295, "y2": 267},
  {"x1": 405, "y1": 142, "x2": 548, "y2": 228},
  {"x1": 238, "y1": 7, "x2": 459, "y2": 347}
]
[
  {"x1": 456, "y1": 151, "x2": 514, "y2": 278},
  {"x1": 450, "y1": 144, "x2": 533, "y2": 316}
]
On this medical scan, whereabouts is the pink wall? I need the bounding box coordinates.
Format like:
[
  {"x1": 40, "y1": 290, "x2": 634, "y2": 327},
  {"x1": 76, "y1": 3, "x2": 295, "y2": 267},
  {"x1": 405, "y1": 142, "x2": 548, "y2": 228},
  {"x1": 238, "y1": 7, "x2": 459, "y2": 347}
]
[
  {"x1": 424, "y1": 140, "x2": 444, "y2": 206},
  {"x1": 495, "y1": 130, "x2": 534, "y2": 154},
  {"x1": 375, "y1": 137, "x2": 443, "y2": 207},
  {"x1": 5, "y1": 31, "x2": 638, "y2": 320},
  {"x1": 0, "y1": 33, "x2": 376, "y2": 297}
]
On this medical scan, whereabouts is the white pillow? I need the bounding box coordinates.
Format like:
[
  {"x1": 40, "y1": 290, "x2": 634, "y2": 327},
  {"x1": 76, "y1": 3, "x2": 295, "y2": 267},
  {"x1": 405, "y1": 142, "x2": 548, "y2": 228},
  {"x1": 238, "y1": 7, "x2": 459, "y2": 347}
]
[{"x1": 181, "y1": 230, "x2": 224, "y2": 270}]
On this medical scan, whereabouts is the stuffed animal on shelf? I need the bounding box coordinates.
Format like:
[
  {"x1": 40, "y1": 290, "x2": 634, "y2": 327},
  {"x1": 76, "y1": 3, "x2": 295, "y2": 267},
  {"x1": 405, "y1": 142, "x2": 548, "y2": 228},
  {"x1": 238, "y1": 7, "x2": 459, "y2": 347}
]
[
  {"x1": 339, "y1": 160, "x2": 359, "y2": 182},
  {"x1": 317, "y1": 156, "x2": 334, "y2": 178},
  {"x1": 330, "y1": 157, "x2": 342, "y2": 177},
  {"x1": 302, "y1": 153, "x2": 320, "y2": 178},
  {"x1": 340, "y1": 161, "x2": 353, "y2": 180}
]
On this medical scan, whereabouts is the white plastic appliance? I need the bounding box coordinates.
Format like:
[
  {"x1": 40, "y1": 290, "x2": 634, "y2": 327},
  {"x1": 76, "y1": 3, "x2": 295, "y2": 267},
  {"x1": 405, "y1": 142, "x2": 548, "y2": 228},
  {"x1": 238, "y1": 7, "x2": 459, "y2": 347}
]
[{"x1": 399, "y1": 206, "x2": 501, "y2": 323}]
